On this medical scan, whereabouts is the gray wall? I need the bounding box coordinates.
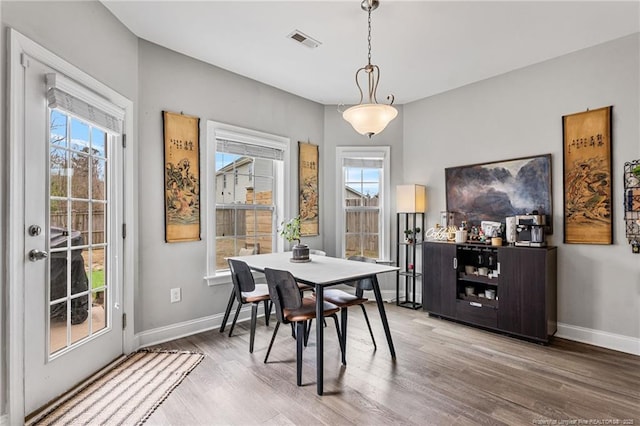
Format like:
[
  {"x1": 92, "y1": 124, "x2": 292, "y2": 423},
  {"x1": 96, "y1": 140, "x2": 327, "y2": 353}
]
[
  {"x1": 403, "y1": 33, "x2": 640, "y2": 342},
  {"x1": 1, "y1": 0, "x2": 139, "y2": 419},
  {"x1": 1, "y1": 0, "x2": 638, "y2": 420},
  {"x1": 136, "y1": 40, "x2": 324, "y2": 332}
]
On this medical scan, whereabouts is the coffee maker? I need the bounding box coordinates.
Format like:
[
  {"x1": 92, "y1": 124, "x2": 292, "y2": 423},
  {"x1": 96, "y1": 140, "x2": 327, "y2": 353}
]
[{"x1": 515, "y1": 214, "x2": 546, "y2": 247}]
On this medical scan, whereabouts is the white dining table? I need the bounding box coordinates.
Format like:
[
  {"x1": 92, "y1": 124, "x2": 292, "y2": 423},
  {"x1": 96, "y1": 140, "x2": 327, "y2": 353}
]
[{"x1": 229, "y1": 251, "x2": 399, "y2": 395}]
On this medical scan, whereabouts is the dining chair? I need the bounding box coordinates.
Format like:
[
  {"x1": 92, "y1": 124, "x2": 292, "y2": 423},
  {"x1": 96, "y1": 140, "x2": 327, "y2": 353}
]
[
  {"x1": 220, "y1": 246, "x2": 259, "y2": 334},
  {"x1": 320, "y1": 255, "x2": 377, "y2": 365},
  {"x1": 263, "y1": 267, "x2": 344, "y2": 386},
  {"x1": 220, "y1": 259, "x2": 272, "y2": 353}
]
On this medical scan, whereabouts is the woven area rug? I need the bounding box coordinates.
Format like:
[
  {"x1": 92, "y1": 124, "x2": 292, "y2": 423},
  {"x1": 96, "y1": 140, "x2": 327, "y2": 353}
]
[{"x1": 34, "y1": 349, "x2": 204, "y2": 425}]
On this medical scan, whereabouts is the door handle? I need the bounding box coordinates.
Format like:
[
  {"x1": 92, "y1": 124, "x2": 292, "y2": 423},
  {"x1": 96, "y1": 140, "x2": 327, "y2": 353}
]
[
  {"x1": 453, "y1": 257, "x2": 458, "y2": 269},
  {"x1": 28, "y1": 249, "x2": 48, "y2": 262}
]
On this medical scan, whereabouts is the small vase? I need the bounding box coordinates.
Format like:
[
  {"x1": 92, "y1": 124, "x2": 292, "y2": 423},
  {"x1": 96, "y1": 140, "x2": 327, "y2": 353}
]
[{"x1": 291, "y1": 244, "x2": 310, "y2": 263}]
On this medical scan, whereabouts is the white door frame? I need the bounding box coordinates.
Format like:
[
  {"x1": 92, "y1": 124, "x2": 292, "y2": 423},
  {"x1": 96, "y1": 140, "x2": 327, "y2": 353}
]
[{"x1": 6, "y1": 29, "x2": 136, "y2": 424}]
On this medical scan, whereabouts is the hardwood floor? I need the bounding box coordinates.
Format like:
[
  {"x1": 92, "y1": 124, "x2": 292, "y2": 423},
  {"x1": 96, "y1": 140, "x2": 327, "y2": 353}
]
[{"x1": 146, "y1": 303, "x2": 639, "y2": 425}]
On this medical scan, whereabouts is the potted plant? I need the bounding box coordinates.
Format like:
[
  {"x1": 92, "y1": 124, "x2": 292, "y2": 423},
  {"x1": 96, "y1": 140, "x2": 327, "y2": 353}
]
[
  {"x1": 403, "y1": 227, "x2": 421, "y2": 243},
  {"x1": 280, "y1": 216, "x2": 310, "y2": 262}
]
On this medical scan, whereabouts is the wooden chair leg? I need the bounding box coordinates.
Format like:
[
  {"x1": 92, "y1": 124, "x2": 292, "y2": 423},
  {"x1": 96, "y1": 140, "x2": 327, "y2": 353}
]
[
  {"x1": 219, "y1": 290, "x2": 235, "y2": 333},
  {"x1": 264, "y1": 321, "x2": 280, "y2": 363},
  {"x1": 360, "y1": 304, "x2": 377, "y2": 350},
  {"x1": 296, "y1": 321, "x2": 305, "y2": 386},
  {"x1": 228, "y1": 302, "x2": 242, "y2": 337},
  {"x1": 250, "y1": 303, "x2": 258, "y2": 353}
]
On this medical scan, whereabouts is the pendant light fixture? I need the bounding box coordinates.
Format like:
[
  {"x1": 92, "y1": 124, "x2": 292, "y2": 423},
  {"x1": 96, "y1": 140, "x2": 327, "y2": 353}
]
[{"x1": 341, "y1": 0, "x2": 397, "y2": 138}]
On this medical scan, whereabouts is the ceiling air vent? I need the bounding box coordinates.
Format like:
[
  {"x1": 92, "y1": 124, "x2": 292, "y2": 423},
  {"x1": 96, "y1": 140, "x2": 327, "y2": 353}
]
[{"x1": 287, "y1": 30, "x2": 321, "y2": 49}]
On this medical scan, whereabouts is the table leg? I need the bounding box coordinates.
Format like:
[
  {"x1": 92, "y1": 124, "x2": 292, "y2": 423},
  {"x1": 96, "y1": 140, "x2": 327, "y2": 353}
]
[
  {"x1": 315, "y1": 284, "x2": 324, "y2": 395},
  {"x1": 371, "y1": 275, "x2": 396, "y2": 359}
]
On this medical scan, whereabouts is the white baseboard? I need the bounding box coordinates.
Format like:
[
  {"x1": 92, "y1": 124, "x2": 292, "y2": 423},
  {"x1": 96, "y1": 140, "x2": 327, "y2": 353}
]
[
  {"x1": 134, "y1": 293, "x2": 405, "y2": 350},
  {"x1": 135, "y1": 304, "x2": 267, "y2": 349},
  {"x1": 556, "y1": 322, "x2": 640, "y2": 356},
  {"x1": 134, "y1": 302, "x2": 640, "y2": 358}
]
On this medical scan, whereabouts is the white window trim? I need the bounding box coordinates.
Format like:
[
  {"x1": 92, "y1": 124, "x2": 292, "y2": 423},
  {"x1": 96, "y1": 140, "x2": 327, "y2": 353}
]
[
  {"x1": 204, "y1": 121, "x2": 290, "y2": 285},
  {"x1": 335, "y1": 146, "x2": 391, "y2": 261}
]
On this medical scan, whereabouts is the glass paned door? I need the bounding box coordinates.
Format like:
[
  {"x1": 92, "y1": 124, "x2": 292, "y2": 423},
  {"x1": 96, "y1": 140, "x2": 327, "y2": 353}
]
[
  {"x1": 48, "y1": 109, "x2": 110, "y2": 354},
  {"x1": 22, "y1": 55, "x2": 123, "y2": 416}
]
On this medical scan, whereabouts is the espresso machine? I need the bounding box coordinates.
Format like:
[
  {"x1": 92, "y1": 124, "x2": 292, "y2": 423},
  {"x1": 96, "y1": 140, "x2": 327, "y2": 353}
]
[{"x1": 514, "y1": 214, "x2": 546, "y2": 247}]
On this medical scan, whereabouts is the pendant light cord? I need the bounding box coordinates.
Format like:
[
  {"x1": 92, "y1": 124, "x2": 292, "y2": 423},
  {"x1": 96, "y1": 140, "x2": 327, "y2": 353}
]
[{"x1": 367, "y1": 4, "x2": 372, "y2": 66}]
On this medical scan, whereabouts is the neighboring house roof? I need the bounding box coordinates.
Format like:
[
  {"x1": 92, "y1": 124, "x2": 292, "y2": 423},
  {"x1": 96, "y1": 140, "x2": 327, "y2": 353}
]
[
  {"x1": 345, "y1": 186, "x2": 378, "y2": 199},
  {"x1": 216, "y1": 156, "x2": 252, "y2": 175}
]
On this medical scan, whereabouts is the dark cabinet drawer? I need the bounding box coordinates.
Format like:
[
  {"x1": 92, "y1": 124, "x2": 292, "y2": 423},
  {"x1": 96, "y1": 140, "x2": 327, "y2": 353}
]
[{"x1": 456, "y1": 300, "x2": 497, "y2": 328}]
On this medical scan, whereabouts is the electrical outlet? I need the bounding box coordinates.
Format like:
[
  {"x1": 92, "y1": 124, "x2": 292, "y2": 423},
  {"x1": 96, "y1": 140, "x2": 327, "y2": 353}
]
[{"x1": 170, "y1": 287, "x2": 181, "y2": 303}]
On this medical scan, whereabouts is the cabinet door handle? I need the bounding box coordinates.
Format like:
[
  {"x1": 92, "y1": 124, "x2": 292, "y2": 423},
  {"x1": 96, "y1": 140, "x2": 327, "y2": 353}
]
[
  {"x1": 453, "y1": 258, "x2": 458, "y2": 269},
  {"x1": 470, "y1": 302, "x2": 482, "y2": 308}
]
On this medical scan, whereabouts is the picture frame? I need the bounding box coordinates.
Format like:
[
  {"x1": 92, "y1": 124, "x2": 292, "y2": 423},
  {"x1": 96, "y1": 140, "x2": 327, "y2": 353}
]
[
  {"x1": 163, "y1": 111, "x2": 201, "y2": 243},
  {"x1": 562, "y1": 106, "x2": 613, "y2": 244},
  {"x1": 298, "y1": 141, "x2": 319, "y2": 236},
  {"x1": 445, "y1": 154, "x2": 553, "y2": 233}
]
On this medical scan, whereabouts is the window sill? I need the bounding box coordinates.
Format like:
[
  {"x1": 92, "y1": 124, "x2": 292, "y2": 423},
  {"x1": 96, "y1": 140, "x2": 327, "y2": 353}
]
[
  {"x1": 204, "y1": 269, "x2": 265, "y2": 286},
  {"x1": 204, "y1": 272, "x2": 232, "y2": 287}
]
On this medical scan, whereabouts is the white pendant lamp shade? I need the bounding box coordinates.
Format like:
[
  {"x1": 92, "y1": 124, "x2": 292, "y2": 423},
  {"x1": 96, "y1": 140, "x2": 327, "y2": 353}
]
[
  {"x1": 341, "y1": 0, "x2": 397, "y2": 138},
  {"x1": 343, "y1": 103, "x2": 398, "y2": 137}
]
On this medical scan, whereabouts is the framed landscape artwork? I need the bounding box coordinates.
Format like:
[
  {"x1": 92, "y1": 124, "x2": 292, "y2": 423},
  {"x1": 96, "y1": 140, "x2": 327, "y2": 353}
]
[
  {"x1": 562, "y1": 106, "x2": 613, "y2": 244},
  {"x1": 163, "y1": 111, "x2": 201, "y2": 243},
  {"x1": 445, "y1": 154, "x2": 553, "y2": 233},
  {"x1": 298, "y1": 142, "x2": 319, "y2": 236}
]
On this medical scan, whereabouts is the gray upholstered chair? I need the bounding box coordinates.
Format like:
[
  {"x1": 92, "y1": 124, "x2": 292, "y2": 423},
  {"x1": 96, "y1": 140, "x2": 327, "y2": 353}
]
[
  {"x1": 220, "y1": 259, "x2": 272, "y2": 353},
  {"x1": 263, "y1": 268, "x2": 344, "y2": 386},
  {"x1": 320, "y1": 255, "x2": 377, "y2": 365}
]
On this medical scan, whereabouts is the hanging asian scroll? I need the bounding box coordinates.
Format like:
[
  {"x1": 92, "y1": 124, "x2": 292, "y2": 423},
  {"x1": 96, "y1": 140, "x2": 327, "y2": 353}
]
[
  {"x1": 299, "y1": 141, "x2": 319, "y2": 236},
  {"x1": 562, "y1": 106, "x2": 613, "y2": 244},
  {"x1": 163, "y1": 111, "x2": 201, "y2": 242}
]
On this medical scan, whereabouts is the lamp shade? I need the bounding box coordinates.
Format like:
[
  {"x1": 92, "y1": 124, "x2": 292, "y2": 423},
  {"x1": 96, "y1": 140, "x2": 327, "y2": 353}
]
[
  {"x1": 343, "y1": 103, "x2": 398, "y2": 137},
  {"x1": 396, "y1": 184, "x2": 427, "y2": 213}
]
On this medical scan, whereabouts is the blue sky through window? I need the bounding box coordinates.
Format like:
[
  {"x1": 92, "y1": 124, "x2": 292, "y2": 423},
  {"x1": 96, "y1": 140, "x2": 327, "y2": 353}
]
[
  {"x1": 50, "y1": 109, "x2": 108, "y2": 180},
  {"x1": 345, "y1": 167, "x2": 380, "y2": 197},
  {"x1": 50, "y1": 109, "x2": 108, "y2": 159},
  {"x1": 216, "y1": 152, "x2": 241, "y2": 171}
]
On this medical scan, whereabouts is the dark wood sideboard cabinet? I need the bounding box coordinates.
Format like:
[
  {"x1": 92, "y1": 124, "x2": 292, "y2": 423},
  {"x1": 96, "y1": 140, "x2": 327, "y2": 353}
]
[{"x1": 422, "y1": 241, "x2": 557, "y2": 343}]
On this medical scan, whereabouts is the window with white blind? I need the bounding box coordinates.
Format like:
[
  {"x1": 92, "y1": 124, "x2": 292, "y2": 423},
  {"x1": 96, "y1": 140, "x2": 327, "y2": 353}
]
[
  {"x1": 206, "y1": 122, "x2": 290, "y2": 277},
  {"x1": 336, "y1": 146, "x2": 391, "y2": 260}
]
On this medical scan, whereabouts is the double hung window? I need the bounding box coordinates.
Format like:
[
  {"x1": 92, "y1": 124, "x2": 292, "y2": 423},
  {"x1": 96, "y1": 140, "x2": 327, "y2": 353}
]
[
  {"x1": 336, "y1": 147, "x2": 390, "y2": 260},
  {"x1": 207, "y1": 122, "x2": 289, "y2": 276}
]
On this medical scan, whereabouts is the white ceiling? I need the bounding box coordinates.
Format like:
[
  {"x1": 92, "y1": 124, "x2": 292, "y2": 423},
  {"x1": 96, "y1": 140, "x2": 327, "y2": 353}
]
[{"x1": 102, "y1": 0, "x2": 640, "y2": 106}]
